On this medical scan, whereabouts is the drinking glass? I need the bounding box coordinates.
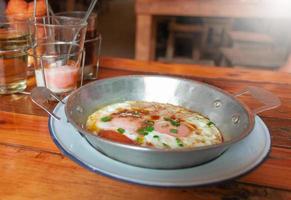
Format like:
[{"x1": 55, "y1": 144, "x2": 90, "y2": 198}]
[
  {"x1": 29, "y1": 42, "x2": 85, "y2": 94},
  {"x1": 28, "y1": 16, "x2": 87, "y2": 78},
  {"x1": 56, "y1": 11, "x2": 102, "y2": 80},
  {"x1": 32, "y1": 16, "x2": 87, "y2": 48},
  {"x1": 0, "y1": 16, "x2": 34, "y2": 94}
]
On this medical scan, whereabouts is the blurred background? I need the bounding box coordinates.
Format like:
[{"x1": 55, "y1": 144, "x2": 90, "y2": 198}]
[{"x1": 2, "y1": 0, "x2": 291, "y2": 72}]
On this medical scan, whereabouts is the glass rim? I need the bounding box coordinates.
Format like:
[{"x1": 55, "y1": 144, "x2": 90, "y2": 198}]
[
  {"x1": 28, "y1": 42, "x2": 84, "y2": 58},
  {"x1": 55, "y1": 11, "x2": 97, "y2": 19},
  {"x1": 31, "y1": 16, "x2": 88, "y2": 27}
]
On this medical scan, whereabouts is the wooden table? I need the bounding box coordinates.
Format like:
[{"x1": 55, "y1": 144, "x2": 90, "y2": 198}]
[
  {"x1": 135, "y1": 0, "x2": 291, "y2": 61},
  {"x1": 1, "y1": 57, "x2": 291, "y2": 199}
]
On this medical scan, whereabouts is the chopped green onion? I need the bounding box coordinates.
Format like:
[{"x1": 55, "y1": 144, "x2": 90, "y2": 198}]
[
  {"x1": 176, "y1": 138, "x2": 182, "y2": 143},
  {"x1": 171, "y1": 121, "x2": 180, "y2": 127},
  {"x1": 170, "y1": 129, "x2": 178, "y2": 134},
  {"x1": 207, "y1": 121, "x2": 215, "y2": 127},
  {"x1": 164, "y1": 117, "x2": 180, "y2": 127},
  {"x1": 100, "y1": 116, "x2": 112, "y2": 122},
  {"x1": 137, "y1": 128, "x2": 148, "y2": 135},
  {"x1": 162, "y1": 143, "x2": 170, "y2": 148},
  {"x1": 153, "y1": 135, "x2": 160, "y2": 139},
  {"x1": 176, "y1": 138, "x2": 184, "y2": 147},
  {"x1": 145, "y1": 126, "x2": 154, "y2": 132},
  {"x1": 117, "y1": 128, "x2": 125, "y2": 134},
  {"x1": 137, "y1": 126, "x2": 154, "y2": 135}
]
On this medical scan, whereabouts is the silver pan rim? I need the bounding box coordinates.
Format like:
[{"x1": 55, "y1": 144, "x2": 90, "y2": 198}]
[{"x1": 65, "y1": 75, "x2": 255, "y2": 153}]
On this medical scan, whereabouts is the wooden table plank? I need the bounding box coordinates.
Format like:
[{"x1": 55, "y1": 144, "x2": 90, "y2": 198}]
[
  {"x1": 263, "y1": 117, "x2": 291, "y2": 149},
  {"x1": 0, "y1": 112, "x2": 58, "y2": 153},
  {"x1": 0, "y1": 94, "x2": 47, "y2": 116},
  {"x1": 240, "y1": 147, "x2": 291, "y2": 190},
  {"x1": 1, "y1": 144, "x2": 291, "y2": 200}
]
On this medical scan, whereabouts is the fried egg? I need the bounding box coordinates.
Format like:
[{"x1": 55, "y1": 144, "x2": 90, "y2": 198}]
[{"x1": 86, "y1": 101, "x2": 223, "y2": 149}]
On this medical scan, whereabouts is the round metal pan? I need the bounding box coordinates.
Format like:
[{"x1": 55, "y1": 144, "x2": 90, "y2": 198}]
[{"x1": 31, "y1": 75, "x2": 281, "y2": 169}]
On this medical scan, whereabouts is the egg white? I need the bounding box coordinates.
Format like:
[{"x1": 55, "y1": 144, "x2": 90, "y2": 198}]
[{"x1": 86, "y1": 101, "x2": 223, "y2": 149}]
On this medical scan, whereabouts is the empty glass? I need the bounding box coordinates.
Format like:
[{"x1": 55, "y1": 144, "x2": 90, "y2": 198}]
[{"x1": 32, "y1": 16, "x2": 87, "y2": 48}]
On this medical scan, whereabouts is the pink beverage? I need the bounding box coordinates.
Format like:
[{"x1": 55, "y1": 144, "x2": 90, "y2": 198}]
[
  {"x1": 35, "y1": 64, "x2": 79, "y2": 94},
  {"x1": 31, "y1": 42, "x2": 83, "y2": 95}
]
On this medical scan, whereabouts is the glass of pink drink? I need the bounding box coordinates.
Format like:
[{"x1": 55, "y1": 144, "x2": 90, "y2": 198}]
[{"x1": 29, "y1": 42, "x2": 85, "y2": 94}]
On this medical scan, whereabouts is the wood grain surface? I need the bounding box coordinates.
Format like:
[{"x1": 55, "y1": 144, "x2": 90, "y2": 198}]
[
  {"x1": 1, "y1": 56, "x2": 291, "y2": 199},
  {"x1": 136, "y1": 0, "x2": 291, "y2": 18}
]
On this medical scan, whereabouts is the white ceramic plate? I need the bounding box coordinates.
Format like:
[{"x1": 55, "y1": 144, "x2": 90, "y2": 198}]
[{"x1": 48, "y1": 101, "x2": 271, "y2": 187}]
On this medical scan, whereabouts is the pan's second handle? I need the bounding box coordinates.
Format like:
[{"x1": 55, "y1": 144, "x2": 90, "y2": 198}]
[
  {"x1": 234, "y1": 86, "x2": 281, "y2": 114},
  {"x1": 30, "y1": 87, "x2": 65, "y2": 120}
]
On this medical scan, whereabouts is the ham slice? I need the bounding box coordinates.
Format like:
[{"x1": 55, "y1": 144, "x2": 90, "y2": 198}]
[
  {"x1": 154, "y1": 120, "x2": 191, "y2": 137},
  {"x1": 110, "y1": 117, "x2": 143, "y2": 132}
]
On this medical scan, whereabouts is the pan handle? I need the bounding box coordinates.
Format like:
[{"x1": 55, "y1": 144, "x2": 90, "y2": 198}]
[
  {"x1": 30, "y1": 87, "x2": 65, "y2": 120},
  {"x1": 234, "y1": 86, "x2": 281, "y2": 114}
]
